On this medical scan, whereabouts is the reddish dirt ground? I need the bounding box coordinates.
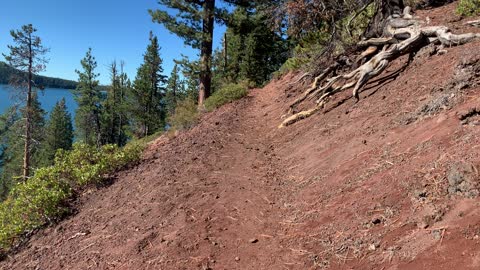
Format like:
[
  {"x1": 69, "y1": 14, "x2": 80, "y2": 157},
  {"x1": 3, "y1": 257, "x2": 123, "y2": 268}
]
[{"x1": 2, "y1": 2, "x2": 480, "y2": 269}]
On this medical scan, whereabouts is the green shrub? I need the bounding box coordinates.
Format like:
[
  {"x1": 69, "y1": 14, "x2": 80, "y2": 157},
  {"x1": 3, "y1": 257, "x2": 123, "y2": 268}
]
[
  {"x1": 457, "y1": 0, "x2": 480, "y2": 16},
  {"x1": 0, "y1": 167, "x2": 71, "y2": 249},
  {"x1": 204, "y1": 83, "x2": 248, "y2": 111},
  {"x1": 0, "y1": 141, "x2": 144, "y2": 252},
  {"x1": 168, "y1": 97, "x2": 199, "y2": 130}
]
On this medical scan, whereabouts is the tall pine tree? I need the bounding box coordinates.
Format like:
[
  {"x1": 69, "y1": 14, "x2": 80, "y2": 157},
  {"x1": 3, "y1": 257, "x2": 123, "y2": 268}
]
[
  {"x1": 165, "y1": 63, "x2": 182, "y2": 115},
  {"x1": 0, "y1": 93, "x2": 45, "y2": 194},
  {"x1": 128, "y1": 32, "x2": 167, "y2": 138},
  {"x1": 74, "y1": 48, "x2": 102, "y2": 147},
  {"x1": 217, "y1": 6, "x2": 288, "y2": 86},
  {"x1": 150, "y1": 0, "x2": 254, "y2": 107},
  {"x1": 101, "y1": 61, "x2": 128, "y2": 146},
  {"x1": 3, "y1": 24, "x2": 49, "y2": 180},
  {"x1": 0, "y1": 106, "x2": 20, "y2": 199},
  {"x1": 149, "y1": 1, "x2": 214, "y2": 107},
  {"x1": 38, "y1": 98, "x2": 73, "y2": 167}
]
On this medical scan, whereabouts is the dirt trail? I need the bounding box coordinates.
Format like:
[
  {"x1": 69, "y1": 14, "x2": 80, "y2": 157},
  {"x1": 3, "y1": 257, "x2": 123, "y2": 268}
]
[
  {"x1": 1, "y1": 82, "x2": 298, "y2": 270},
  {"x1": 2, "y1": 2, "x2": 480, "y2": 270}
]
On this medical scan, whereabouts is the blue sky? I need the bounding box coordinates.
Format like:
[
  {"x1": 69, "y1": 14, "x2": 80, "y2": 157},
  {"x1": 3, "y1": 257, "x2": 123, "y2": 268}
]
[{"x1": 0, "y1": 0, "x2": 226, "y2": 85}]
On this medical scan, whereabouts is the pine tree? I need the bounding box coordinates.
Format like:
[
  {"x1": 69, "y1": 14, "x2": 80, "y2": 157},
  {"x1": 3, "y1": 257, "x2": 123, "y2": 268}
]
[
  {"x1": 101, "y1": 60, "x2": 129, "y2": 146},
  {"x1": 128, "y1": 32, "x2": 167, "y2": 138},
  {"x1": 0, "y1": 106, "x2": 20, "y2": 198},
  {"x1": 74, "y1": 48, "x2": 102, "y2": 147},
  {"x1": 149, "y1": 0, "x2": 251, "y2": 106},
  {"x1": 38, "y1": 98, "x2": 73, "y2": 167},
  {"x1": 165, "y1": 63, "x2": 181, "y2": 115},
  {"x1": 0, "y1": 93, "x2": 45, "y2": 194},
  {"x1": 117, "y1": 61, "x2": 131, "y2": 146},
  {"x1": 220, "y1": 6, "x2": 288, "y2": 86},
  {"x1": 3, "y1": 24, "x2": 49, "y2": 180}
]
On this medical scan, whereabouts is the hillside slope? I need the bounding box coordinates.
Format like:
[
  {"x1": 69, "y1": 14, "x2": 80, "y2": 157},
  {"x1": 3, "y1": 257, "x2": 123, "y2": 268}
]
[{"x1": 2, "y1": 3, "x2": 480, "y2": 270}]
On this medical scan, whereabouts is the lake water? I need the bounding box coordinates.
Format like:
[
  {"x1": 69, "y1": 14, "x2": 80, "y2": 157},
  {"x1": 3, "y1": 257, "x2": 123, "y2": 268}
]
[{"x1": 0, "y1": 84, "x2": 77, "y2": 117}]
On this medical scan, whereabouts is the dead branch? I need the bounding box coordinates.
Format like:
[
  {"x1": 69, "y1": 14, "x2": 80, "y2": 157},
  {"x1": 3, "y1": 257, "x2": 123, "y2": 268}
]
[
  {"x1": 288, "y1": 72, "x2": 312, "y2": 86},
  {"x1": 280, "y1": 6, "x2": 480, "y2": 128},
  {"x1": 465, "y1": 19, "x2": 480, "y2": 27}
]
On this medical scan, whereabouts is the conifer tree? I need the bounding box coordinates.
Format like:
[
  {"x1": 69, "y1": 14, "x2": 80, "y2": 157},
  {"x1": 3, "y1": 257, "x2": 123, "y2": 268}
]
[
  {"x1": 101, "y1": 60, "x2": 129, "y2": 146},
  {"x1": 150, "y1": 0, "x2": 251, "y2": 106},
  {"x1": 128, "y1": 33, "x2": 167, "y2": 138},
  {"x1": 0, "y1": 93, "x2": 45, "y2": 193},
  {"x1": 3, "y1": 24, "x2": 49, "y2": 180},
  {"x1": 150, "y1": 1, "x2": 214, "y2": 107},
  {"x1": 74, "y1": 48, "x2": 102, "y2": 147},
  {"x1": 0, "y1": 107, "x2": 20, "y2": 198},
  {"x1": 165, "y1": 63, "x2": 181, "y2": 115},
  {"x1": 220, "y1": 6, "x2": 287, "y2": 86},
  {"x1": 117, "y1": 61, "x2": 131, "y2": 145},
  {"x1": 38, "y1": 98, "x2": 73, "y2": 166}
]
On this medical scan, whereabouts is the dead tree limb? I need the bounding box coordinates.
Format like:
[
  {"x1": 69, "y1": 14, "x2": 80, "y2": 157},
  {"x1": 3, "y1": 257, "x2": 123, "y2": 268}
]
[
  {"x1": 280, "y1": 7, "x2": 480, "y2": 128},
  {"x1": 465, "y1": 19, "x2": 480, "y2": 27}
]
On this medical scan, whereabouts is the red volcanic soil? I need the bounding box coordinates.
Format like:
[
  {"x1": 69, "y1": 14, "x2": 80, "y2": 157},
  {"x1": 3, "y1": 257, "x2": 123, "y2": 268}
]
[{"x1": 2, "y1": 2, "x2": 480, "y2": 270}]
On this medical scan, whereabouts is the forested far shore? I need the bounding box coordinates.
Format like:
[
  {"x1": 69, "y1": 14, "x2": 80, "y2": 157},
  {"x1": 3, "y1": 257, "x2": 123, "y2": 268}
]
[{"x1": 0, "y1": 61, "x2": 77, "y2": 89}]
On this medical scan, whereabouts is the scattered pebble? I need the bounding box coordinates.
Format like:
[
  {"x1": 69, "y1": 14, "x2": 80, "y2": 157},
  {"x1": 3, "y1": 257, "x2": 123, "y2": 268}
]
[{"x1": 249, "y1": 238, "x2": 259, "y2": 244}]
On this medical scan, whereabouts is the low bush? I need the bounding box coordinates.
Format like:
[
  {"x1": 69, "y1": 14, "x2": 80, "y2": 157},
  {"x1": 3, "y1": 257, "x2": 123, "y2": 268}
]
[
  {"x1": 168, "y1": 97, "x2": 199, "y2": 130},
  {"x1": 457, "y1": 0, "x2": 480, "y2": 16},
  {"x1": 0, "y1": 141, "x2": 144, "y2": 251},
  {"x1": 204, "y1": 83, "x2": 248, "y2": 111}
]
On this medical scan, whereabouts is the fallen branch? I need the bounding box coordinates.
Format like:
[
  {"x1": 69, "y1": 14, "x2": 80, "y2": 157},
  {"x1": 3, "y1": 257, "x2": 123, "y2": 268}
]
[{"x1": 465, "y1": 19, "x2": 480, "y2": 27}]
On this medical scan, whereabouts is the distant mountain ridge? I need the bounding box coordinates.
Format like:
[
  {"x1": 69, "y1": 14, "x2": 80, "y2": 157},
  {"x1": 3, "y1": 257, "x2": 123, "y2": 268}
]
[{"x1": 0, "y1": 61, "x2": 77, "y2": 89}]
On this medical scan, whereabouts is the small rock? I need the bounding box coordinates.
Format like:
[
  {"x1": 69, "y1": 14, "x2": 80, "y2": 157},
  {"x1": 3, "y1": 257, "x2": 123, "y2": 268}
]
[
  {"x1": 432, "y1": 230, "x2": 442, "y2": 240},
  {"x1": 372, "y1": 218, "x2": 382, "y2": 225},
  {"x1": 249, "y1": 238, "x2": 259, "y2": 244},
  {"x1": 417, "y1": 221, "x2": 429, "y2": 229},
  {"x1": 235, "y1": 257, "x2": 240, "y2": 261},
  {"x1": 368, "y1": 244, "x2": 377, "y2": 251},
  {"x1": 414, "y1": 189, "x2": 427, "y2": 199}
]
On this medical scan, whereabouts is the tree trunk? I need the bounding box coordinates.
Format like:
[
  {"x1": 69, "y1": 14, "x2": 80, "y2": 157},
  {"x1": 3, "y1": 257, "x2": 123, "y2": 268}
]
[
  {"x1": 198, "y1": 0, "x2": 215, "y2": 107},
  {"x1": 223, "y1": 32, "x2": 228, "y2": 72},
  {"x1": 23, "y1": 33, "x2": 33, "y2": 180},
  {"x1": 364, "y1": 0, "x2": 405, "y2": 38}
]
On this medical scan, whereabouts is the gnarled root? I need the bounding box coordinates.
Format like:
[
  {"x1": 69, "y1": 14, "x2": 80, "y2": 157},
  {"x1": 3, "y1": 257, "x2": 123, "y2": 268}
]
[{"x1": 280, "y1": 7, "x2": 480, "y2": 128}]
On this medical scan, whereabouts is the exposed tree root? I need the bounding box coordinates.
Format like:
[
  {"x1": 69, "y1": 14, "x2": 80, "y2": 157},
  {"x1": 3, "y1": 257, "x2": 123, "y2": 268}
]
[
  {"x1": 281, "y1": 7, "x2": 480, "y2": 128},
  {"x1": 465, "y1": 19, "x2": 480, "y2": 27}
]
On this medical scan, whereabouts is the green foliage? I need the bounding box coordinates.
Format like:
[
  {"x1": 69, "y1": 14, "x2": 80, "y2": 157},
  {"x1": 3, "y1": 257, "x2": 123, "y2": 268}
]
[
  {"x1": 128, "y1": 32, "x2": 168, "y2": 138},
  {"x1": 274, "y1": 2, "x2": 375, "y2": 76},
  {"x1": 74, "y1": 48, "x2": 102, "y2": 147},
  {"x1": 0, "y1": 167, "x2": 72, "y2": 250},
  {"x1": 55, "y1": 143, "x2": 142, "y2": 186},
  {"x1": 0, "y1": 94, "x2": 46, "y2": 196},
  {"x1": 213, "y1": 6, "x2": 288, "y2": 88},
  {"x1": 167, "y1": 98, "x2": 199, "y2": 130},
  {"x1": 204, "y1": 83, "x2": 248, "y2": 111},
  {"x1": 0, "y1": 141, "x2": 144, "y2": 251},
  {"x1": 457, "y1": 0, "x2": 480, "y2": 16},
  {"x1": 274, "y1": 30, "x2": 330, "y2": 76},
  {"x1": 165, "y1": 63, "x2": 183, "y2": 115},
  {"x1": 100, "y1": 61, "x2": 129, "y2": 146},
  {"x1": 37, "y1": 98, "x2": 73, "y2": 167}
]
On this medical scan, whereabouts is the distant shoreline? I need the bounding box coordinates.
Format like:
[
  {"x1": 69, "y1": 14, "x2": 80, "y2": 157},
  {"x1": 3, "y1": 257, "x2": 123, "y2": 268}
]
[{"x1": 0, "y1": 84, "x2": 75, "y2": 91}]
